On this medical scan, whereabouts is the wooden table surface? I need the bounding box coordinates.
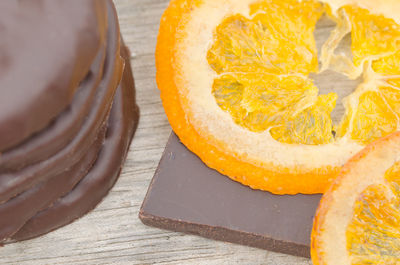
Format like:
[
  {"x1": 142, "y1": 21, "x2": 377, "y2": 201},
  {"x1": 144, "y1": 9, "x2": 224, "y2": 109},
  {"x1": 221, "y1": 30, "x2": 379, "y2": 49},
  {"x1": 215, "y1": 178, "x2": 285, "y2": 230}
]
[{"x1": 1, "y1": 1, "x2": 311, "y2": 264}]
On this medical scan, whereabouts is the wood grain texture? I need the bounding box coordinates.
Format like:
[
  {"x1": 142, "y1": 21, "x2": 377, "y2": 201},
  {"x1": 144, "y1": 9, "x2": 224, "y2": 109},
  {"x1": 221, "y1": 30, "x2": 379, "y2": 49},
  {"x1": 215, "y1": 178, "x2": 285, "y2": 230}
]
[{"x1": 0, "y1": 1, "x2": 311, "y2": 264}]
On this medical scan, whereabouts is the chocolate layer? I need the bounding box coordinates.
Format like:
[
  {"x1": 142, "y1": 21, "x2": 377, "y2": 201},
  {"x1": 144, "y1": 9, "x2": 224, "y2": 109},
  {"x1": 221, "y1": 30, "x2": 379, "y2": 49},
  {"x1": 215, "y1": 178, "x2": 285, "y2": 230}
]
[
  {"x1": 0, "y1": 41, "x2": 106, "y2": 172},
  {"x1": 12, "y1": 43, "x2": 139, "y2": 242},
  {"x1": 0, "y1": 123, "x2": 107, "y2": 242},
  {"x1": 0, "y1": 0, "x2": 108, "y2": 152},
  {"x1": 0, "y1": 2, "x2": 124, "y2": 203}
]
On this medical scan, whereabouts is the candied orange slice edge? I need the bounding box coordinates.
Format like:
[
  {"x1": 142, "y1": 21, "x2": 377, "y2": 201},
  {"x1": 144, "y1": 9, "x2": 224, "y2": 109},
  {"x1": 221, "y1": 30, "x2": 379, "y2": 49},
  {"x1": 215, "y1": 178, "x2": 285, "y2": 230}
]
[{"x1": 311, "y1": 131, "x2": 400, "y2": 264}]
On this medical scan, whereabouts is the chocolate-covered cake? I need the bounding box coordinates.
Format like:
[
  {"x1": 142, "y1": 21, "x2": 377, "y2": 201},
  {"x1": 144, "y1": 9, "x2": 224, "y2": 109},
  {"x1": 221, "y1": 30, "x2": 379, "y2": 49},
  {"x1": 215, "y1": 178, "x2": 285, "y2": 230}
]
[{"x1": 0, "y1": 0, "x2": 139, "y2": 243}]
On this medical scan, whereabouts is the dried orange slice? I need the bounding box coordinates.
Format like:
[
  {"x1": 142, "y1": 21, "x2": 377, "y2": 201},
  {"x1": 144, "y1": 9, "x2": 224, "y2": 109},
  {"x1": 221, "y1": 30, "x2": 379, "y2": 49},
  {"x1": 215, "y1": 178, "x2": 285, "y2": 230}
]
[
  {"x1": 311, "y1": 131, "x2": 400, "y2": 264},
  {"x1": 156, "y1": 0, "x2": 400, "y2": 194}
]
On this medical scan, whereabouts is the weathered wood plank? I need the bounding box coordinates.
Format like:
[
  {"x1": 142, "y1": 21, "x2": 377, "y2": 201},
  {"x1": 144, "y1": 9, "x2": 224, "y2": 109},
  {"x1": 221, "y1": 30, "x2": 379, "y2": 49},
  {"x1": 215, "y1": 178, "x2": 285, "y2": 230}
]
[{"x1": 0, "y1": 1, "x2": 311, "y2": 264}]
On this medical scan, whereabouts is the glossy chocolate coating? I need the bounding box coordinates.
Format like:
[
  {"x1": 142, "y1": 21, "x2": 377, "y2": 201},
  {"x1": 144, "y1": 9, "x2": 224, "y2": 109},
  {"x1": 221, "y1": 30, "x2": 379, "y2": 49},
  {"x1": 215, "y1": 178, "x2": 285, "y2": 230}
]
[
  {"x1": 12, "y1": 43, "x2": 139, "y2": 242},
  {"x1": 0, "y1": 41, "x2": 106, "y2": 172},
  {"x1": 0, "y1": 0, "x2": 138, "y2": 244},
  {"x1": 0, "y1": 3, "x2": 124, "y2": 203},
  {"x1": 0, "y1": 124, "x2": 107, "y2": 242},
  {"x1": 0, "y1": 0, "x2": 107, "y2": 152}
]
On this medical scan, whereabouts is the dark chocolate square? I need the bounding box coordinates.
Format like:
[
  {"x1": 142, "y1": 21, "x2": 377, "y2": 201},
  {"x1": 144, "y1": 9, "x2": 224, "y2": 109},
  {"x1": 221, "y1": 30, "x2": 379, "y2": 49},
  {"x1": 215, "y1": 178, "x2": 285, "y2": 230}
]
[{"x1": 139, "y1": 133, "x2": 321, "y2": 258}]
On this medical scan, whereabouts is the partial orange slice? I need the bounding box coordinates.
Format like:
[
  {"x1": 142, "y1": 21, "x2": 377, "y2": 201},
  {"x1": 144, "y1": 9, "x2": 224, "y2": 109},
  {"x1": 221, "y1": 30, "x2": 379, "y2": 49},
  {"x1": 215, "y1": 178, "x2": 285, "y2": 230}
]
[
  {"x1": 311, "y1": 131, "x2": 400, "y2": 264},
  {"x1": 156, "y1": 0, "x2": 400, "y2": 194}
]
